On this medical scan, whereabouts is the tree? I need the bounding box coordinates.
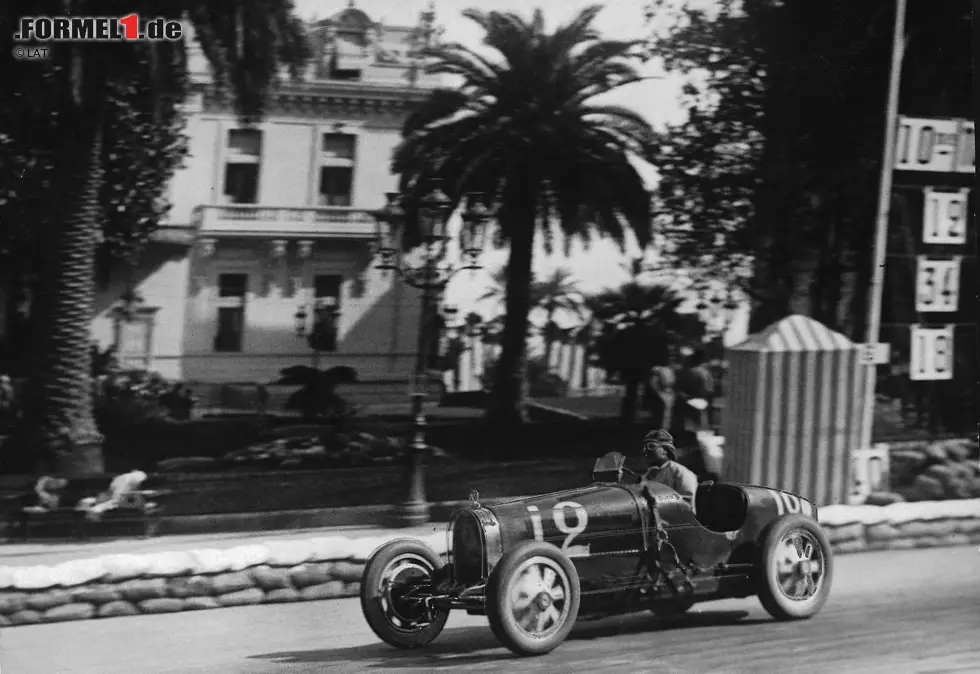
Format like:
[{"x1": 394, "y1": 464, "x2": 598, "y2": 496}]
[
  {"x1": 0, "y1": 0, "x2": 310, "y2": 474},
  {"x1": 480, "y1": 266, "x2": 584, "y2": 372},
  {"x1": 587, "y1": 282, "x2": 693, "y2": 423},
  {"x1": 0, "y1": 58, "x2": 190, "y2": 375},
  {"x1": 645, "y1": 0, "x2": 973, "y2": 337},
  {"x1": 393, "y1": 6, "x2": 655, "y2": 430}
]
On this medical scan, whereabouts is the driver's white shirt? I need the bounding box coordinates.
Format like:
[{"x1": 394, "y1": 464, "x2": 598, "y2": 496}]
[{"x1": 645, "y1": 460, "x2": 698, "y2": 500}]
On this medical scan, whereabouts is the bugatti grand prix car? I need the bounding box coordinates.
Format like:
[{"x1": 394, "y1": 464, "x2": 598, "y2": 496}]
[{"x1": 359, "y1": 451, "x2": 834, "y2": 657}]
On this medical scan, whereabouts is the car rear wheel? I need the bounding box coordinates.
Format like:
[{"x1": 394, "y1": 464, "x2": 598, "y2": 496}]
[
  {"x1": 360, "y1": 538, "x2": 449, "y2": 649},
  {"x1": 486, "y1": 541, "x2": 581, "y2": 656},
  {"x1": 756, "y1": 514, "x2": 834, "y2": 620}
]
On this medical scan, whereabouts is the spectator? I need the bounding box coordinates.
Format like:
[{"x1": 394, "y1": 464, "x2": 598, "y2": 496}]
[
  {"x1": 76, "y1": 469, "x2": 151, "y2": 521},
  {"x1": 644, "y1": 356, "x2": 675, "y2": 431},
  {"x1": 675, "y1": 349, "x2": 714, "y2": 444},
  {"x1": 23, "y1": 475, "x2": 69, "y2": 513}
]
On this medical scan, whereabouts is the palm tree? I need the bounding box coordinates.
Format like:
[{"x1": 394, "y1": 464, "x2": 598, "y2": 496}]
[
  {"x1": 588, "y1": 282, "x2": 691, "y2": 423},
  {"x1": 3, "y1": 1, "x2": 309, "y2": 474},
  {"x1": 394, "y1": 6, "x2": 654, "y2": 429},
  {"x1": 481, "y1": 266, "x2": 584, "y2": 373}
]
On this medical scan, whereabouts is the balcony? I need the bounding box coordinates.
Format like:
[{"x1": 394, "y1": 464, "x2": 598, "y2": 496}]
[{"x1": 192, "y1": 205, "x2": 376, "y2": 239}]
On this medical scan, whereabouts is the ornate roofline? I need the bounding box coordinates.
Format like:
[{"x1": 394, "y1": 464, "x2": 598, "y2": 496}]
[{"x1": 194, "y1": 79, "x2": 432, "y2": 117}]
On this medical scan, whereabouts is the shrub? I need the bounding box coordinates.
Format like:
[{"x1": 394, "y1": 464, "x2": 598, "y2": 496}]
[{"x1": 480, "y1": 356, "x2": 569, "y2": 398}]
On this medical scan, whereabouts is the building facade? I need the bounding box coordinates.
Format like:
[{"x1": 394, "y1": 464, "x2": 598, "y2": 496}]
[{"x1": 88, "y1": 5, "x2": 437, "y2": 386}]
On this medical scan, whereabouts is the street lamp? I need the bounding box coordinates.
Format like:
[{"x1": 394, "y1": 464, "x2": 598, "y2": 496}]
[
  {"x1": 370, "y1": 185, "x2": 492, "y2": 527},
  {"x1": 294, "y1": 298, "x2": 341, "y2": 369}
]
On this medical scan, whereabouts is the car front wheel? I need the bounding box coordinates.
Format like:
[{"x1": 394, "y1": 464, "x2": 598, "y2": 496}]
[
  {"x1": 359, "y1": 538, "x2": 449, "y2": 649},
  {"x1": 756, "y1": 514, "x2": 834, "y2": 620},
  {"x1": 486, "y1": 541, "x2": 581, "y2": 656}
]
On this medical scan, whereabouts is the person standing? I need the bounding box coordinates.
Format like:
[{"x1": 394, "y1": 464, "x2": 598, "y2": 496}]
[
  {"x1": 677, "y1": 349, "x2": 713, "y2": 441},
  {"x1": 645, "y1": 359, "x2": 675, "y2": 431}
]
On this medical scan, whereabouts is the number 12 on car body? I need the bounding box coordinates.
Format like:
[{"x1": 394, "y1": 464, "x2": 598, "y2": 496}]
[
  {"x1": 526, "y1": 502, "x2": 589, "y2": 551},
  {"x1": 915, "y1": 257, "x2": 962, "y2": 313},
  {"x1": 910, "y1": 325, "x2": 954, "y2": 381},
  {"x1": 922, "y1": 188, "x2": 969, "y2": 245}
]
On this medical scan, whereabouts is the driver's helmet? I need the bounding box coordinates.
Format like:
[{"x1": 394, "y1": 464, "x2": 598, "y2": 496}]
[{"x1": 643, "y1": 429, "x2": 676, "y2": 461}]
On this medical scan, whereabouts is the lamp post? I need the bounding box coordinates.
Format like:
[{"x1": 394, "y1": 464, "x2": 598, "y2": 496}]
[
  {"x1": 370, "y1": 186, "x2": 492, "y2": 527},
  {"x1": 294, "y1": 298, "x2": 341, "y2": 370}
]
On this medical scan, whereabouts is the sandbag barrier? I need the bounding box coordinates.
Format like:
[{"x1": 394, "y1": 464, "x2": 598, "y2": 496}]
[{"x1": 1, "y1": 500, "x2": 978, "y2": 627}]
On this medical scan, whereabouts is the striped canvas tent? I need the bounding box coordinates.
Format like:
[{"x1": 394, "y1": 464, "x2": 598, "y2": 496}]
[{"x1": 721, "y1": 315, "x2": 870, "y2": 507}]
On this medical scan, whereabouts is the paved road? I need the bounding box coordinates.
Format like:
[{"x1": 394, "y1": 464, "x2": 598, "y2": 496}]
[{"x1": 3, "y1": 546, "x2": 978, "y2": 674}]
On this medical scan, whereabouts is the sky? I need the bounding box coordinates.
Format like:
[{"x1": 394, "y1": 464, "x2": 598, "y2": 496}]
[{"x1": 292, "y1": 0, "x2": 751, "y2": 343}]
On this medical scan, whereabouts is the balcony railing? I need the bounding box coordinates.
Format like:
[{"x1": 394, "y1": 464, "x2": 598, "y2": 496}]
[{"x1": 192, "y1": 205, "x2": 375, "y2": 238}]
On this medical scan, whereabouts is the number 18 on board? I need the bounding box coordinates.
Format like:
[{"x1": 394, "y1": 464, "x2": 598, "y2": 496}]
[{"x1": 910, "y1": 325, "x2": 954, "y2": 381}]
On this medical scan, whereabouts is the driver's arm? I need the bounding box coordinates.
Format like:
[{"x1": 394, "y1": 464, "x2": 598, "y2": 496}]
[{"x1": 673, "y1": 465, "x2": 699, "y2": 501}]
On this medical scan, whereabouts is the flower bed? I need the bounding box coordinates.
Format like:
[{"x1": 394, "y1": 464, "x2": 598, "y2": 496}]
[{"x1": 1, "y1": 500, "x2": 978, "y2": 627}]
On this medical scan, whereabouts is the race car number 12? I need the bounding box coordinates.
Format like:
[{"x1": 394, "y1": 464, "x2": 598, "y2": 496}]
[{"x1": 526, "y1": 502, "x2": 588, "y2": 550}]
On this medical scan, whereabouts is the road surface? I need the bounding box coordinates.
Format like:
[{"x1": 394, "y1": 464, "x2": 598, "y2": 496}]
[{"x1": 2, "y1": 546, "x2": 978, "y2": 674}]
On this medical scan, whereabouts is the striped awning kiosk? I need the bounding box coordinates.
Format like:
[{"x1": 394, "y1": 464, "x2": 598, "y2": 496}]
[{"x1": 721, "y1": 315, "x2": 870, "y2": 507}]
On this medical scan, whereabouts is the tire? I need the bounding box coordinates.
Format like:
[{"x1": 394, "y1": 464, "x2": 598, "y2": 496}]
[
  {"x1": 486, "y1": 541, "x2": 581, "y2": 657},
  {"x1": 756, "y1": 514, "x2": 834, "y2": 621},
  {"x1": 360, "y1": 538, "x2": 449, "y2": 649}
]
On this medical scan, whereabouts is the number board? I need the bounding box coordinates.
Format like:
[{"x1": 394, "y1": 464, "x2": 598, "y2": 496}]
[
  {"x1": 922, "y1": 188, "x2": 969, "y2": 245},
  {"x1": 894, "y1": 117, "x2": 963, "y2": 173},
  {"x1": 915, "y1": 257, "x2": 962, "y2": 313},
  {"x1": 910, "y1": 325, "x2": 955, "y2": 381}
]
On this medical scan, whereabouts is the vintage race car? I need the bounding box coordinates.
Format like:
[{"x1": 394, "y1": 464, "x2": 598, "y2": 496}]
[{"x1": 359, "y1": 451, "x2": 834, "y2": 657}]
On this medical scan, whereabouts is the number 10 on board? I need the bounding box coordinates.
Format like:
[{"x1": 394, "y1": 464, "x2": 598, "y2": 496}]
[{"x1": 910, "y1": 325, "x2": 954, "y2": 381}]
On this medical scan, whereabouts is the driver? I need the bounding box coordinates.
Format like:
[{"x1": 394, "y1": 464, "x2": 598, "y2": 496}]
[{"x1": 642, "y1": 429, "x2": 698, "y2": 504}]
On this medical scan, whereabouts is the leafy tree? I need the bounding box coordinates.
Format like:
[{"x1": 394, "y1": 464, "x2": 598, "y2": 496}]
[
  {"x1": 394, "y1": 6, "x2": 655, "y2": 431},
  {"x1": 0, "y1": 0, "x2": 310, "y2": 474},
  {"x1": 645, "y1": 0, "x2": 971, "y2": 336},
  {"x1": 0, "y1": 60, "x2": 190, "y2": 350},
  {"x1": 587, "y1": 282, "x2": 694, "y2": 423}
]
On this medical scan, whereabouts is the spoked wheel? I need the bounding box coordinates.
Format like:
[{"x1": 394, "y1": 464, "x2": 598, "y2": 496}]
[
  {"x1": 360, "y1": 539, "x2": 449, "y2": 649},
  {"x1": 486, "y1": 541, "x2": 581, "y2": 657},
  {"x1": 757, "y1": 515, "x2": 834, "y2": 620}
]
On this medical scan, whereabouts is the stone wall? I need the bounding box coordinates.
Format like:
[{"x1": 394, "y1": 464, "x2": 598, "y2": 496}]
[{"x1": 1, "y1": 500, "x2": 978, "y2": 627}]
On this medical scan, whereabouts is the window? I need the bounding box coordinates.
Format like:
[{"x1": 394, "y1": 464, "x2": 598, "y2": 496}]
[
  {"x1": 318, "y1": 133, "x2": 356, "y2": 206},
  {"x1": 318, "y1": 167, "x2": 353, "y2": 206},
  {"x1": 214, "y1": 273, "x2": 248, "y2": 352},
  {"x1": 322, "y1": 133, "x2": 355, "y2": 159},
  {"x1": 223, "y1": 129, "x2": 262, "y2": 204},
  {"x1": 309, "y1": 274, "x2": 343, "y2": 353},
  {"x1": 314, "y1": 275, "x2": 343, "y2": 303}
]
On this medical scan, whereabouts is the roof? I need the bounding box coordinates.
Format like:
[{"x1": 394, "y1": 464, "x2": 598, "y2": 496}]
[{"x1": 729, "y1": 314, "x2": 854, "y2": 352}]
